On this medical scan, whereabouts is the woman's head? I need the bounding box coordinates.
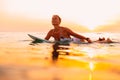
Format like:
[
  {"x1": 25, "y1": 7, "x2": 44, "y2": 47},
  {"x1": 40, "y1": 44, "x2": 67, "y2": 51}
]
[{"x1": 52, "y1": 15, "x2": 61, "y2": 26}]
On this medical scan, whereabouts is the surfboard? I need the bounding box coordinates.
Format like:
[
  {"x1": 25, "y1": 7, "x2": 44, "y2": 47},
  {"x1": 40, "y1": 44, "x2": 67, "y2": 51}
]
[
  {"x1": 28, "y1": 34, "x2": 72, "y2": 44},
  {"x1": 28, "y1": 34, "x2": 90, "y2": 44},
  {"x1": 28, "y1": 34, "x2": 52, "y2": 43}
]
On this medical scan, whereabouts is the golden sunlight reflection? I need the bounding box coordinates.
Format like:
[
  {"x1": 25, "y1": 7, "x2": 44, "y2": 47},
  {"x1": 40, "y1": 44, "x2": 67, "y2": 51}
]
[
  {"x1": 82, "y1": 47, "x2": 96, "y2": 80},
  {"x1": 89, "y1": 61, "x2": 95, "y2": 71},
  {"x1": 88, "y1": 60, "x2": 95, "y2": 80},
  {"x1": 89, "y1": 73, "x2": 92, "y2": 80}
]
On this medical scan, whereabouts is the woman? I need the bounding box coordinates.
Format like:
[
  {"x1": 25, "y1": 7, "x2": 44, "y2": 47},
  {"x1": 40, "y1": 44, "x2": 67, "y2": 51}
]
[{"x1": 45, "y1": 15, "x2": 92, "y2": 43}]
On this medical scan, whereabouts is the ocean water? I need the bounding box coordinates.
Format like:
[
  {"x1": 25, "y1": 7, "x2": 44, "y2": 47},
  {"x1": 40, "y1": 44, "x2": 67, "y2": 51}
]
[{"x1": 0, "y1": 32, "x2": 120, "y2": 80}]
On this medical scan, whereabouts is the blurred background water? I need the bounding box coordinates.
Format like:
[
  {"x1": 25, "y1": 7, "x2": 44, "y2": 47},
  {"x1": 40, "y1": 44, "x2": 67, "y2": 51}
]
[{"x1": 0, "y1": 32, "x2": 120, "y2": 80}]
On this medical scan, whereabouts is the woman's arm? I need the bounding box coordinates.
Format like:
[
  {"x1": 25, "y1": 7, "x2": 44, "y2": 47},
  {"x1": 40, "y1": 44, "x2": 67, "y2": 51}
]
[
  {"x1": 65, "y1": 27, "x2": 86, "y2": 39},
  {"x1": 45, "y1": 30, "x2": 53, "y2": 40},
  {"x1": 65, "y1": 27, "x2": 92, "y2": 43}
]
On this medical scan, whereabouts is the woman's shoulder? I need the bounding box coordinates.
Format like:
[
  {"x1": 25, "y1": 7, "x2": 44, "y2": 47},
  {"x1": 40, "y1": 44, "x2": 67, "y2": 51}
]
[{"x1": 60, "y1": 26, "x2": 71, "y2": 31}]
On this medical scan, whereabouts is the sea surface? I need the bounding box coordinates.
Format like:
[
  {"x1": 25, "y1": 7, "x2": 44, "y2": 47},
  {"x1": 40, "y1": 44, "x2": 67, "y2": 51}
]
[{"x1": 0, "y1": 32, "x2": 120, "y2": 80}]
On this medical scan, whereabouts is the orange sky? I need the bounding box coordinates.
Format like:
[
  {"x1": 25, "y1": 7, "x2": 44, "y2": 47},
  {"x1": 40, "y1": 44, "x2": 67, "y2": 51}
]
[{"x1": 0, "y1": 0, "x2": 120, "y2": 32}]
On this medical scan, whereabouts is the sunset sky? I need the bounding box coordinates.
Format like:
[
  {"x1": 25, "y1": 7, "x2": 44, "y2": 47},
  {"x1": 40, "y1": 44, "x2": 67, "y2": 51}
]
[{"x1": 0, "y1": 0, "x2": 120, "y2": 32}]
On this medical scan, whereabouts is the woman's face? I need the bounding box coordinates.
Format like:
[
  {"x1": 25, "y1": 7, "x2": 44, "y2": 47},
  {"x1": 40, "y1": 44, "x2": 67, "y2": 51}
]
[{"x1": 52, "y1": 15, "x2": 61, "y2": 26}]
